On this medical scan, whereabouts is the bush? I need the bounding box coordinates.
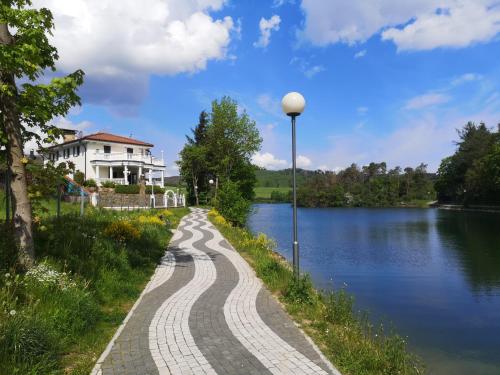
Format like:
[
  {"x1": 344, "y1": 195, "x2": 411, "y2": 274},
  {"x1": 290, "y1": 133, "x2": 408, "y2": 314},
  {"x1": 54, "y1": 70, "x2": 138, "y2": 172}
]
[
  {"x1": 83, "y1": 179, "x2": 97, "y2": 188},
  {"x1": 101, "y1": 181, "x2": 116, "y2": 188},
  {"x1": 74, "y1": 170, "x2": 85, "y2": 185},
  {"x1": 104, "y1": 220, "x2": 141, "y2": 243},
  {"x1": 145, "y1": 185, "x2": 165, "y2": 194},
  {"x1": 216, "y1": 181, "x2": 251, "y2": 226},
  {"x1": 115, "y1": 184, "x2": 140, "y2": 194}
]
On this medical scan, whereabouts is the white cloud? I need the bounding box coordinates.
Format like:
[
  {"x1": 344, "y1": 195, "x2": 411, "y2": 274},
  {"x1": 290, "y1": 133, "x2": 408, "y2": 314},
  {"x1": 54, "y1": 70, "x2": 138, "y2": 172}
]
[
  {"x1": 290, "y1": 57, "x2": 326, "y2": 78},
  {"x1": 32, "y1": 0, "x2": 235, "y2": 112},
  {"x1": 451, "y1": 73, "x2": 483, "y2": 86},
  {"x1": 304, "y1": 65, "x2": 325, "y2": 78},
  {"x1": 354, "y1": 49, "x2": 367, "y2": 59},
  {"x1": 299, "y1": 0, "x2": 500, "y2": 51},
  {"x1": 257, "y1": 94, "x2": 282, "y2": 117},
  {"x1": 357, "y1": 106, "x2": 369, "y2": 114},
  {"x1": 296, "y1": 155, "x2": 312, "y2": 168},
  {"x1": 382, "y1": 2, "x2": 500, "y2": 51},
  {"x1": 404, "y1": 93, "x2": 451, "y2": 110},
  {"x1": 252, "y1": 152, "x2": 288, "y2": 170},
  {"x1": 254, "y1": 15, "x2": 281, "y2": 48},
  {"x1": 24, "y1": 117, "x2": 93, "y2": 154}
]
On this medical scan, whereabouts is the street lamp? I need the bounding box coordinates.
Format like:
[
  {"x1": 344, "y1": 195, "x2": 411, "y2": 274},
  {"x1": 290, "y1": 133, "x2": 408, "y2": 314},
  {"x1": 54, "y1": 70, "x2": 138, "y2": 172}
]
[{"x1": 281, "y1": 91, "x2": 306, "y2": 281}]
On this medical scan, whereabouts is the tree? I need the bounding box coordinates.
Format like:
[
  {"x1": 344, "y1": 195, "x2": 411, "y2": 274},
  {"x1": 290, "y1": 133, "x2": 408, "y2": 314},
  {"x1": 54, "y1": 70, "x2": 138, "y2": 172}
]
[
  {"x1": 0, "y1": 1, "x2": 84, "y2": 268},
  {"x1": 205, "y1": 97, "x2": 262, "y2": 182},
  {"x1": 178, "y1": 97, "x2": 262, "y2": 222},
  {"x1": 177, "y1": 144, "x2": 207, "y2": 206},
  {"x1": 435, "y1": 122, "x2": 499, "y2": 204}
]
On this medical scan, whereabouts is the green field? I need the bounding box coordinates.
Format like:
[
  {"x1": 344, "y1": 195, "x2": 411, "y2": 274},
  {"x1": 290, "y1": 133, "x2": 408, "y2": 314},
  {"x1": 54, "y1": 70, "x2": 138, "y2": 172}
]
[{"x1": 254, "y1": 186, "x2": 291, "y2": 200}]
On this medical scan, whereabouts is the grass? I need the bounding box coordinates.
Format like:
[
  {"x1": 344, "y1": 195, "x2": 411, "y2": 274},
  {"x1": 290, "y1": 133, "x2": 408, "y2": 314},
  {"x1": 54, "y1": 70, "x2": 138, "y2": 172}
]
[
  {"x1": 254, "y1": 186, "x2": 290, "y2": 199},
  {"x1": 0, "y1": 204, "x2": 189, "y2": 374},
  {"x1": 208, "y1": 209, "x2": 425, "y2": 375},
  {"x1": 253, "y1": 186, "x2": 291, "y2": 203}
]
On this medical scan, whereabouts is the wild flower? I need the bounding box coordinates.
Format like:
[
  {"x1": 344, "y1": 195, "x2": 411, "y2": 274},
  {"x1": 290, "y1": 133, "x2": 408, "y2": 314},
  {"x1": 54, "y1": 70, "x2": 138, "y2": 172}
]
[
  {"x1": 136, "y1": 215, "x2": 164, "y2": 226},
  {"x1": 214, "y1": 214, "x2": 227, "y2": 226},
  {"x1": 104, "y1": 220, "x2": 141, "y2": 242},
  {"x1": 25, "y1": 262, "x2": 78, "y2": 291},
  {"x1": 9, "y1": 309, "x2": 16, "y2": 316}
]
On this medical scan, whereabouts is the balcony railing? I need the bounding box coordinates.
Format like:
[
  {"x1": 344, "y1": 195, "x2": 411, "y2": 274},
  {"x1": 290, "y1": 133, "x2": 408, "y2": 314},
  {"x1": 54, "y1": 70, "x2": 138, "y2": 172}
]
[
  {"x1": 96, "y1": 178, "x2": 126, "y2": 185},
  {"x1": 94, "y1": 151, "x2": 164, "y2": 165}
]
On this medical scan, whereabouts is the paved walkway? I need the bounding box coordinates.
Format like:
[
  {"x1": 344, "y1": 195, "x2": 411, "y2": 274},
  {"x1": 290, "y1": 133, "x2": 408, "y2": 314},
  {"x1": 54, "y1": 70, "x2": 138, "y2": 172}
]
[{"x1": 92, "y1": 208, "x2": 340, "y2": 375}]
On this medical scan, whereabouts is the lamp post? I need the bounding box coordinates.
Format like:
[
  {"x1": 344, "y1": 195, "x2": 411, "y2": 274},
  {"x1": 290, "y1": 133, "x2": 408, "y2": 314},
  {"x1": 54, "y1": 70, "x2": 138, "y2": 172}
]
[
  {"x1": 281, "y1": 91, "x2": 306, "y2": 281},
  {"x1": 209, "y1": 179, "x2": 215, "y2": 204},
  {"x1": 149, "y1": 170, "x2": 155, "y2": 208}
]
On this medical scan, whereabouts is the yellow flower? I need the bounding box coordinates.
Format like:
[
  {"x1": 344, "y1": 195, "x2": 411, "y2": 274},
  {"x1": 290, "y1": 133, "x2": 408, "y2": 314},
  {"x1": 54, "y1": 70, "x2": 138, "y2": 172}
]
[
  {"x1": 21, "y1": 157, "x2": 29, "y2": 164},
  {"x1": 104, "y1": 220, "x2": 140, "y2": 242}
]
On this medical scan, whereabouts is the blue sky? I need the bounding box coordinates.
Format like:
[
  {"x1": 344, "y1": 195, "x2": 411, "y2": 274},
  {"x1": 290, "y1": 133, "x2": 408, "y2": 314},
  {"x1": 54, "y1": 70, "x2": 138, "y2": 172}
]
[{"x1": 34, "y1": 0, "x2": 500, "y2": 174}]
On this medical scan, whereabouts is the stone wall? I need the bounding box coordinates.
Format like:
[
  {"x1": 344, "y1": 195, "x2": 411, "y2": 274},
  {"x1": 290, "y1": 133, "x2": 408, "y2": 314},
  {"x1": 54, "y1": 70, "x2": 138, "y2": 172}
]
[{"x1": 98, "y1": 191, "x2": 166, "y2": 208}]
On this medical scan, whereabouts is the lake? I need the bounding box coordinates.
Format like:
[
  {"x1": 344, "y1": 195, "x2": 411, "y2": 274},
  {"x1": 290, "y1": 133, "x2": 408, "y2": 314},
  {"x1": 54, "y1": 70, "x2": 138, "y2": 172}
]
[{"x1": 248, "y1": 204, "x2": 500, "y2": 374}]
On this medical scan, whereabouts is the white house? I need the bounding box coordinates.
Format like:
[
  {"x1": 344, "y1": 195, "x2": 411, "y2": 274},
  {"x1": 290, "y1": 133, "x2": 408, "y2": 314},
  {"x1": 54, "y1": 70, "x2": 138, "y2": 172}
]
[{"x1": 44, "y1": 131, "x2": 166, "y2": 187}]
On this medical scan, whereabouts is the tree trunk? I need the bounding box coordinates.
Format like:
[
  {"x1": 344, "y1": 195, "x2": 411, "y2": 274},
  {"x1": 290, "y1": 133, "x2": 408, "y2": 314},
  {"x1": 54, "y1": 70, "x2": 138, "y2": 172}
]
[
  {"x1": 192, "y1": 173, "x2": 199, "y2": 206},
  {"x1": 0, "y1": 23, "x2": 35, "y2": 268}
]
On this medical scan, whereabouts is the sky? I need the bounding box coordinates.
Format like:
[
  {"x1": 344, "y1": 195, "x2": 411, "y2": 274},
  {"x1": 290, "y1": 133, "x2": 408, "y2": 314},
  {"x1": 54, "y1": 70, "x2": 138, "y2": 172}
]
[{"x1": 30, "y1": 0, "x2": 500, "y2": 175}]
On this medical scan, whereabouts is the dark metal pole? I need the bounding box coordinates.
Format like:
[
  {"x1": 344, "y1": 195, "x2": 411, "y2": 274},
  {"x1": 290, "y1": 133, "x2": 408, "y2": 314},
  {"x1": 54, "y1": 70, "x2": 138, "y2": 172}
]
[
  {"x1": 5, "y1": 168, "x2": 10, "y2": 222},
  {"x1": 291, "y1": 114, "x2": 299, "y2": 280},
  {"x1": 57, "y1": 185, "x2": 61, "y2": 218},
  {"x1": 80, "y1": 188, "x2": 84, "y2": 216}
]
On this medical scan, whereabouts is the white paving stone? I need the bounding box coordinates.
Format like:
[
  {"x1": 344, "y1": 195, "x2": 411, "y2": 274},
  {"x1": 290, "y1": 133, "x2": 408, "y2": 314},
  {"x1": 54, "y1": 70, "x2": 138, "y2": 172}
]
[
  {"x1": 149, "y1": 212, "x2": 217, "y2": 375},
  {"x1": 200, "y1": 219, "x2": 331, "y2": 375}
]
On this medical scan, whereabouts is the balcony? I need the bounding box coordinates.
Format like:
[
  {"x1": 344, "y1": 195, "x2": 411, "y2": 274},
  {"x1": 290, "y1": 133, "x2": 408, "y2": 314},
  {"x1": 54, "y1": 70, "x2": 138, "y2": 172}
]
[{"x1": 93, "y1": 151, "x2": 164, "y2": 166}]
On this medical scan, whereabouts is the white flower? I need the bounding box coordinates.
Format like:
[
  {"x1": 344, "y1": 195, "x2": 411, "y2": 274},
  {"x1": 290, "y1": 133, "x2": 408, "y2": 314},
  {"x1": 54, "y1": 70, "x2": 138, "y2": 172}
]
[
  {"x1": 4, "y1": 273, "x2": 10, "y2": 278},
  {"x1": 9, "y1": 310, "x2": 16, "y2": 316}
]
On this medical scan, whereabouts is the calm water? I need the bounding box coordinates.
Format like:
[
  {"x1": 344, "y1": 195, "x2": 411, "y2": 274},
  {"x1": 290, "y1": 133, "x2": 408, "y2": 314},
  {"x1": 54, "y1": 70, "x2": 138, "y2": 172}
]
[{"x1": 248, "y1": 204, "x2": 500, "y2": 374}]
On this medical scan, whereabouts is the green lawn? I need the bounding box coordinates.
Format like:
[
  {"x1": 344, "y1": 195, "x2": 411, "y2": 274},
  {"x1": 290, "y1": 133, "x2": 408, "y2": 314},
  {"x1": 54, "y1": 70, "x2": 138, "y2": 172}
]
[
  {"x1": 254, "y1": 186, "x2": 290, "y2": 200},
  {"x1": 0, "y1": 204, "x2": 189, "y2": 374}
]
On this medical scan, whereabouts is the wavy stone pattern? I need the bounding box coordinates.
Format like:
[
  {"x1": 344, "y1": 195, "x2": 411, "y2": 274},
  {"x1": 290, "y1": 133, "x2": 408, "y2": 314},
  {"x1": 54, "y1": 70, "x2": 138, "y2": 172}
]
[{"x1": 92, "y1": 208, "x2": 340, "y2": 375}]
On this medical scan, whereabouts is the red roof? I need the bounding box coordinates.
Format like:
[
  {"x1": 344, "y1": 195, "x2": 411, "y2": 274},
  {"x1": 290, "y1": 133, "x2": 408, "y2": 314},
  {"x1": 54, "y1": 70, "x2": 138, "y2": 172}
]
[
  {"x1": 48, "y1": 132, "x2": 154, "y2": 148},
  {"x1": 83, "y1": 132, "x2": 154, "y2": 147}
]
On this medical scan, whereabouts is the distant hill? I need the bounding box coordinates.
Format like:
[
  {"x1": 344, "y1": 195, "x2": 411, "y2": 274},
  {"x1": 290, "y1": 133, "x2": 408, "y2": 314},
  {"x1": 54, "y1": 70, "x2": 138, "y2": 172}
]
[
  {"x1": 255, "y1": 168, "x2": 313, "y2": 188},
  {"x1": 164, "y1": 176, "x2": 181, "y2": 186}
]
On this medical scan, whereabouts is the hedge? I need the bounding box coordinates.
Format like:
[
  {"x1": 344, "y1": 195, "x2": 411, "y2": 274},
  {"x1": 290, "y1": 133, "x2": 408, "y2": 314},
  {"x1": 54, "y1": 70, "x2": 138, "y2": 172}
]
[
  {"x1": 114, "y1": 185, "x2": 140, "y2": 194},
  {"x1": 114, "y1": 185, "x2": 165, "y2": 194}
]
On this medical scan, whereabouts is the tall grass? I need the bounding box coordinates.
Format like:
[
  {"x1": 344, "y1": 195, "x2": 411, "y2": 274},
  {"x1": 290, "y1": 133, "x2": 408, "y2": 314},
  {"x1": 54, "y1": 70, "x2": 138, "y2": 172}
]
[
  {"x1": 208, "y1": 209, "x2": 424, "y2": 375},
  {"x1": 0, "y1": 205, "x2": 188, "y2": 374}
]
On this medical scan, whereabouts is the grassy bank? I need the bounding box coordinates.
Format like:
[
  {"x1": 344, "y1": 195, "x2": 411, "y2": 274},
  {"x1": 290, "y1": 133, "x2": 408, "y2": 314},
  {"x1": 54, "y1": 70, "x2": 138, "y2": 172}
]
[
  {"x1": 208, "y1": 209, "x2": 424, "y2": 375},
  {"x1": 0, "y1": 205, "x2": 188, "y2": 374}
]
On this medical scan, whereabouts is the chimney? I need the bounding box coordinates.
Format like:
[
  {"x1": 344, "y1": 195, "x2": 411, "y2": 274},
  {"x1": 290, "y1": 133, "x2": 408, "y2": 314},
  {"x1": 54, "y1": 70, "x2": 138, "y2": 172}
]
[{"x1": 60, "y1": 129, "x2": 77, "y2": 142}]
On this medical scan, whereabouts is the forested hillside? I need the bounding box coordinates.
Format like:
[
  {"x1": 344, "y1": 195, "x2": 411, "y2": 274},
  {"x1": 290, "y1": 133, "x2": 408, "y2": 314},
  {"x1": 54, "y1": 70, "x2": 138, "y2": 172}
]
[
  {"x1": 296, "y1": 163, "x2": 435, "y2": 207},
  {"x1": 435, "y1": 122, "x2": 499, "y2": 205}
]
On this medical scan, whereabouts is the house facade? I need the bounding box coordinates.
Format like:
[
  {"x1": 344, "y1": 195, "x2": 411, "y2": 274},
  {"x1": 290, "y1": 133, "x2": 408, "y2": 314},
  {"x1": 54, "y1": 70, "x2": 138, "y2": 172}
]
[{"x1": 44, "y1": 131, "x2": 166, "y2": 187}]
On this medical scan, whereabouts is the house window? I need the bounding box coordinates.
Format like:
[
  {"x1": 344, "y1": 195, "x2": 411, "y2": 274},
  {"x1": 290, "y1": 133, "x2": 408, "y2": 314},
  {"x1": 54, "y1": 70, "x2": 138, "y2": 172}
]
[
  {"x1": 127, "y1": 148, "x2": 133, "y2": 154},
  {"x1": 56, "y1": 151, "x2": 60, "y2": 160},
  {"x1": 104, "y1": 145, "x2": 111, "y2": 154},
  {"x1": 76, "y1": 146, "x2": 80, "y2": 156}
]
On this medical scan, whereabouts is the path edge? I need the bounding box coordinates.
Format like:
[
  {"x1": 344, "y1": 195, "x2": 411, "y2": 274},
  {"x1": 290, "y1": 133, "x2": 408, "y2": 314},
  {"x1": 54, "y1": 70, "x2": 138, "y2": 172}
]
[
  {"x1": 206, "y1": 213, "x2": 342, "y2": 375},
  {"x1": 90, "y1": 225, "x2": 183, "y2": 375}
]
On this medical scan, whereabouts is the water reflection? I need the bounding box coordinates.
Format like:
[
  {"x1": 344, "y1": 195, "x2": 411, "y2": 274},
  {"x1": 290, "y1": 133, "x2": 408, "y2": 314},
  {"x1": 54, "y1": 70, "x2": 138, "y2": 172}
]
[
  {"x1": 248, "y1": 204, "x2": 500, "y2": 374},
  {"x1": 436, "y1": 210, "x2": 500, "y2": 293}
]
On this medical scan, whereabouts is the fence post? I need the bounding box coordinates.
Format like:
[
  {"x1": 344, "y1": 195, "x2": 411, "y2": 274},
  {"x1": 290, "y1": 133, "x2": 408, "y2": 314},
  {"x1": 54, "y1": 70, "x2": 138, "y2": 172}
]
[
  {"x1": 80, "y1": 189, "x2": 84, "y2": 216},
  {"x1": 5, "y1": 169, "x2": 10, "y2": 222},
  {"x1": 56, "y1": 184, "x2": 62, "y2": 218}
]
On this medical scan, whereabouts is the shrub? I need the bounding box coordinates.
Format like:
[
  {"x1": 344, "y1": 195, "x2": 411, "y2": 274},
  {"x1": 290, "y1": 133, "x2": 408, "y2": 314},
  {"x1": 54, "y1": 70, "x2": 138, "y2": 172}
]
[
  {"x1": 115, "y1": 184, "x2": 140, "y2": 194},
  {"x1": 145, "y1": 185, "x2": 165, "y2": 194},
  {"x1": 216, "y1": 180, "x2": 251, "y2": 226},
  {"x1": 83, "y1": 179, "x2": 97, "y2": 188},
  {"x1": 136, "y1": 215, "x2": 164, "y2": 226},
  {"x1": 74, "y1": 170, "x2": 85, "y2": 185},
  {"x1": 104, "y1": 220, "x2": 141, "y2": 243},
  {"x1": 101, "y1": 180, "x2": 116, "y2": 188}
]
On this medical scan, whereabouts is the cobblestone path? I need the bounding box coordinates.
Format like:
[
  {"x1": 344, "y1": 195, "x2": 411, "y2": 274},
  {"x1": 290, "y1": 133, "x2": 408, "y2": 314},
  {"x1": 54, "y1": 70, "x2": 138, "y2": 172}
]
[{"x1": 92, "y1": 208, "x2": 341, "y2": 375}]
